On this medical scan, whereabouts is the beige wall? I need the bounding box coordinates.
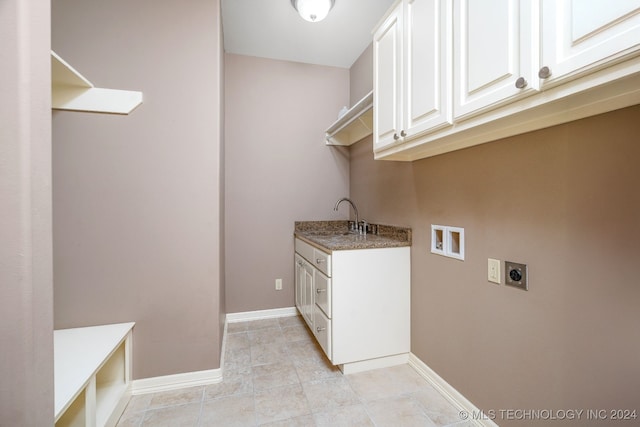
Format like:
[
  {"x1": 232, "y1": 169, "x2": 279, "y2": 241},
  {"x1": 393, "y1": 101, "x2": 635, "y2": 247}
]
[
  {"x1": 0, "y1": 0, "x2": 54, "y2": 424},
  {"x1": 350, "y1": 43, "x2": 373, "y2": 106},
  {"x1": 52, "y1": 0, "x2": 225, "y2": 379},
  {"x1": 350, "y1": 105, "x2": 640, "y2": 425},
  {"x1": 224, "y1": 54, "x2": 350, "y2": 313}
]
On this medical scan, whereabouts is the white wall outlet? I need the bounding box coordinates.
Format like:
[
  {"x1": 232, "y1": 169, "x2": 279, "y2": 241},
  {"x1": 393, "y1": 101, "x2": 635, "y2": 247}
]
[
  {"x1": 488, "y1": 258, "x2": 501, "y2": 284},
  {"x1": 275, "y1": 278, "x2": 283, "y2": 291}
]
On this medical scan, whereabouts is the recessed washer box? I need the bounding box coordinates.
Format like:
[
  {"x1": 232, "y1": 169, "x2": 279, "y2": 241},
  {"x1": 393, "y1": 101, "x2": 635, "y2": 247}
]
[{"x1": 431, "y1": 225, "x2": 464, "y2": 261}]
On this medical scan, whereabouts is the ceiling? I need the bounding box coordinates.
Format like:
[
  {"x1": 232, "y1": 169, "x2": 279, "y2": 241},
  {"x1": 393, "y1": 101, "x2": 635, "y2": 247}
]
[{"x1": 221, "y1": 0, "x2": 396, "y2": 69}]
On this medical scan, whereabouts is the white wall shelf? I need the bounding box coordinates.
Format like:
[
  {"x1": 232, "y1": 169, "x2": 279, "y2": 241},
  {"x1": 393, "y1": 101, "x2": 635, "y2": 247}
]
[
  {"x1": 54, "y1": 322, "x2": 135, "y2": 427},
  {"x1": 325, "y1": 91, "x2": 373, "y2": 146},
  {"x1": 51, "y1": 51, "x2": 143, "y2": 115}
]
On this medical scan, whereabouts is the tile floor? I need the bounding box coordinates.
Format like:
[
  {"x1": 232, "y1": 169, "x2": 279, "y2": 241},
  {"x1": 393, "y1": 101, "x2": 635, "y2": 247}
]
[{"x1": 117, "y1": 315, "x2": 473, "y2": 426}]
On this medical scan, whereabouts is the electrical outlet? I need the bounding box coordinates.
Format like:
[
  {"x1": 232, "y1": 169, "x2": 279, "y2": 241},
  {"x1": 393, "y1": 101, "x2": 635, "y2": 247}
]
[
  {"x1": 275, "y1": 278, "x2": 283, "y2": 291},
  {"x1": 488, "y1": 258, "x2": 501, "y2": 284},
  {"x1": 505, "y1": 261, "x2": 528, "y2": 290}
]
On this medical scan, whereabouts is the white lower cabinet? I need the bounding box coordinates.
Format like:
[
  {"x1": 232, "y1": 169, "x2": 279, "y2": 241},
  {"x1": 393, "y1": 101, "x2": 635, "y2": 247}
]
[{"x1": 294, "y1": 238, "x2": 410, "y2": 373}]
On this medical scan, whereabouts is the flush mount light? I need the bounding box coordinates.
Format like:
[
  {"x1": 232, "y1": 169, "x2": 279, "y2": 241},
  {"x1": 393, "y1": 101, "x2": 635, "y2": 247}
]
[{"x1": 291, "y1": 0, "x2": 335, "y2": 22}]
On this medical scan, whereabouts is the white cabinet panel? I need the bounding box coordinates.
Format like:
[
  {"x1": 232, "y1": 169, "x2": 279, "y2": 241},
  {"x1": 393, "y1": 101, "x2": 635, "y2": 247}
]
[
  {"x1": 374, "y1": 0, "x2": 453, "y2": 152},
  {"x1": 294, "y1": 253, "x2": 314, "y2": 329},
  {"x1": 540, "y1": 0, "x2": 640, "y2": 85},
  {"x1": 314, "y1": 270, "x2": 331, "y2": 318},
  {"x1": 404, "y1": 0, "x2": 453, "y2": 136},
  {"x1": 454, "y1": 0, "x2": 537, "y2": 119},
  {"x1": 374, "y1": 4, "x2": 403, "y2": 150},
  {"x1": 313, "y1": 306, "x2": 331, "y2": 358}
]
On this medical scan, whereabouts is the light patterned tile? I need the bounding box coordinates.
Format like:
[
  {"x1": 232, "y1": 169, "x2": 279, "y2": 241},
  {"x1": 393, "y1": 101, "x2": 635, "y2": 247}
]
[
  {"x1": 249, "y1": 327, "x2": 286, "y2": 346},
  {"x1": 225, "y1": 347, "x2": 252, "y2": 377},
  {"x1": 278, "y1": 315, "x2": 305, "y2": 328},
  {"x1": 246, "y1": 318, "x2": 281, "y2": 331},
  {"x1": 226, "y1": 332, "x2": 251, "y2": 351},
  {"x1": 227, "y1": 322, "x2": 250, "y2": 334},
  {"x1": 252, "y1": 362, "x2": 300, "y2": 391},
  {"x1": 254, "y1": 384, "x2": 311, "y2": 425},
  {"x1": 250, "y1": 342, "x2": 289, "y2": 366},
  {"x1": 366, "y1": 395, "x2": 437, "y2": 427},
  {"x1": 141, "y1": 402, "x2": 201, "y2": 427},
  {"x1": 294, "y1": 355, "x2": 341, "y2": 383},
  {"x1": 287, "y1": 340, "x2": 326, "y2": 365},
  {"x1": 259, "y1": 414, "x2": 315, "y2": 426},
  {"x1": 301, "y1": 377, "x2": 360, "y2": 413},
  {"x1": 123, "y1": 394, "x2": 153, "y2": 414},
  {"x1": 411, "y1": 386, "x2": 463, "y2": 426},
  {"x1": 385, "y1": 364, "x2": 431, "y2": 394},
  {"x1": 345, "y1": 368, "x2": 397, "y2": 401},
  {"x1": 148, "y1": 386, "x2": 204, "y2": 409},
  {"x1": 313, "y1": 404, "x2": 374, "y2": 427},
  {"x1": 204, "y1": 374, "x2": 253, "y2": 400},
  {"x1": 281, "y1": 325, "x2": 313, "y2": 342},
  {"x1": 199, "y1": 393, "x2": 256, "y2": 426},
  {"x1": 116, "y1": 410, "x2": 144, "y2": 427}
]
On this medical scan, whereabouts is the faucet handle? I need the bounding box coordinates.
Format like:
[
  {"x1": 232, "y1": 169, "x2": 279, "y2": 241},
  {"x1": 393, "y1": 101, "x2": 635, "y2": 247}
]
[{"x1": 360, "y1": 219, "x2": 369, "y2": 235}]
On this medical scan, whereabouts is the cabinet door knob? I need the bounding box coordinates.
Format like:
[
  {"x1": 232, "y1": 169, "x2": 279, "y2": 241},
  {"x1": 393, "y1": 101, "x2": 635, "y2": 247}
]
[
  {"x1": 316, "y1": 326, "x2": 326, "y2": 333},
  {"x1": 400, "y1": 130, "x2": 407, "y2": 137},
  {"x1": 538, "y1": 66, "x2": 552, "y2": 79},
  {"x1": 393, "y1": 133, "x2": 400, "y2": 140},
  {"x1": 515, "y1": 77, "x2": 527, "y2": 89},
  {"x1": 316, "y1": 288, "x2": 326, "y2": 294},
  {"x1": 316, "y1": 258, "x2": 326, "y2": 264}
]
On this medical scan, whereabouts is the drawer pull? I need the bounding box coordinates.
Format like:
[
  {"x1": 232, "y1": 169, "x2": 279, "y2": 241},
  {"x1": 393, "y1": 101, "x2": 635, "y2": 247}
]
[
  {"x1": 316, "y1": 258, "x2": 326, "y2": 264},
  {"x1": 316, "y1": 288, "x2": 326, "y2": 294},
  {"x1": 316, "y1": 326, "x2": 326, "y2": 333}
]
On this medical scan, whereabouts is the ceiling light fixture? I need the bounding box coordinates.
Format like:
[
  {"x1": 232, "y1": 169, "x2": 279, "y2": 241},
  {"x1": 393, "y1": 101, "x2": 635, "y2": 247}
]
[{"x1": 291, "y1": 0, "x2": 335, "y2": 23}]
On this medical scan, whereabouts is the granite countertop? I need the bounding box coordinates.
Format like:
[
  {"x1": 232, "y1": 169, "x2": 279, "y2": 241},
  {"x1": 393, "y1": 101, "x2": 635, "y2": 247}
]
[{"x1": 294, "y1": 220, "x2": 411, "y2": 251}]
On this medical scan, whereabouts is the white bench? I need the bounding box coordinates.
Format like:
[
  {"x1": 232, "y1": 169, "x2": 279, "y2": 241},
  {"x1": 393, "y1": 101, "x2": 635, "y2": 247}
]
[{"x1": 54, "y1": 322, "x2": 135, "y2": 427}]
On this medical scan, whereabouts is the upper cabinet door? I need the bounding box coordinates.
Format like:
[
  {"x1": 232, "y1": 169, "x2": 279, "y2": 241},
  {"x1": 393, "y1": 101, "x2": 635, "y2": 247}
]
[
  {"x1": 403, "y1": 0, "x2": 453, "y2": 138},
  {"x1": 374, "y1": 4, "x2": 403, "y2": 151},
  {"x1": 453, "y1": 0, "x2": 537, "y2": 120},
  {"x1": 540, "y1": 0, "x2": 640, "y2": 86}
]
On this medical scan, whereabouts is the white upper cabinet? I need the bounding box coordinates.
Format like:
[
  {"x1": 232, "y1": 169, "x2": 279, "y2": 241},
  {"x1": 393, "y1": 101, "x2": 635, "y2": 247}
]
[
  {"x1": 374, "y1": 0, "x2": 453, "y2": 151},
  {"x1": 454, "y1": 0, "x2": 538, "y2": 119},
  {"x1": 540, "y1": 0, "x2": 640, "y2": 86},
  {"x1": 404, "y1": 0, "x2": 453, "y2": 137},
  {"x1": 372, "y1": 0, "x2": 640, "y2": 161},
  {"x1": 374, "y1": 4, "x2": 403, "y2": 150}
]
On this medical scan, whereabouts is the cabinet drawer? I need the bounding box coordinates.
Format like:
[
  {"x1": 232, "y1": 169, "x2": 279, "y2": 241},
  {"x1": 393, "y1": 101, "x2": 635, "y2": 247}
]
[
  {"x1": 313, "y1": 248, "x2": 331, "y2": 276},
  {"x1": 313, "y1": 305, "x2": 331, "y2": 360},
  {"x1": 295, "y1": 238, "x2": 315, "y2": 264},
  {"x1": 314, "y1": 271, "x2": 331, "y2": 318}
]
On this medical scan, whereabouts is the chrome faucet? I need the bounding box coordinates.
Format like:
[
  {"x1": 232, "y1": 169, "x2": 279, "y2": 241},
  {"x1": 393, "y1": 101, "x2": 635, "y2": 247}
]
[{"x1": 334, "y1": 197, "x2": 359, "y2": 233}]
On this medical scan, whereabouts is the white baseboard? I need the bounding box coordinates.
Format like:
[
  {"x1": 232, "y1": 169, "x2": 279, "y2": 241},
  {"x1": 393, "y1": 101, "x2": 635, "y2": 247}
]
[
  {"x1": 408, "y1": 353, "x2": 499, "y2": 427},
  {"x1": 131, "y1": 309, "x2": 299, "y2": 395},
  {"x1": 340, "y1": 353, "x2": 409, "y2": 375},
  {"x1": 226, "y1": 307, "x2": 298, "y2": 323},
  {"x1": 131, "y1": 367, "x2": 223, "y2": 395}
]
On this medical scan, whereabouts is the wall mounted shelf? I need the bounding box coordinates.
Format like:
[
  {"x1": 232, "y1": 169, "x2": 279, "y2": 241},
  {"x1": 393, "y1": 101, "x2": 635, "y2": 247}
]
[
  {"x1": 51, "y1": 51, "x2": 143, "y2": 114},
  {"x1": 325, "y1": 90, "x2": 373, "y2": 146}
]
